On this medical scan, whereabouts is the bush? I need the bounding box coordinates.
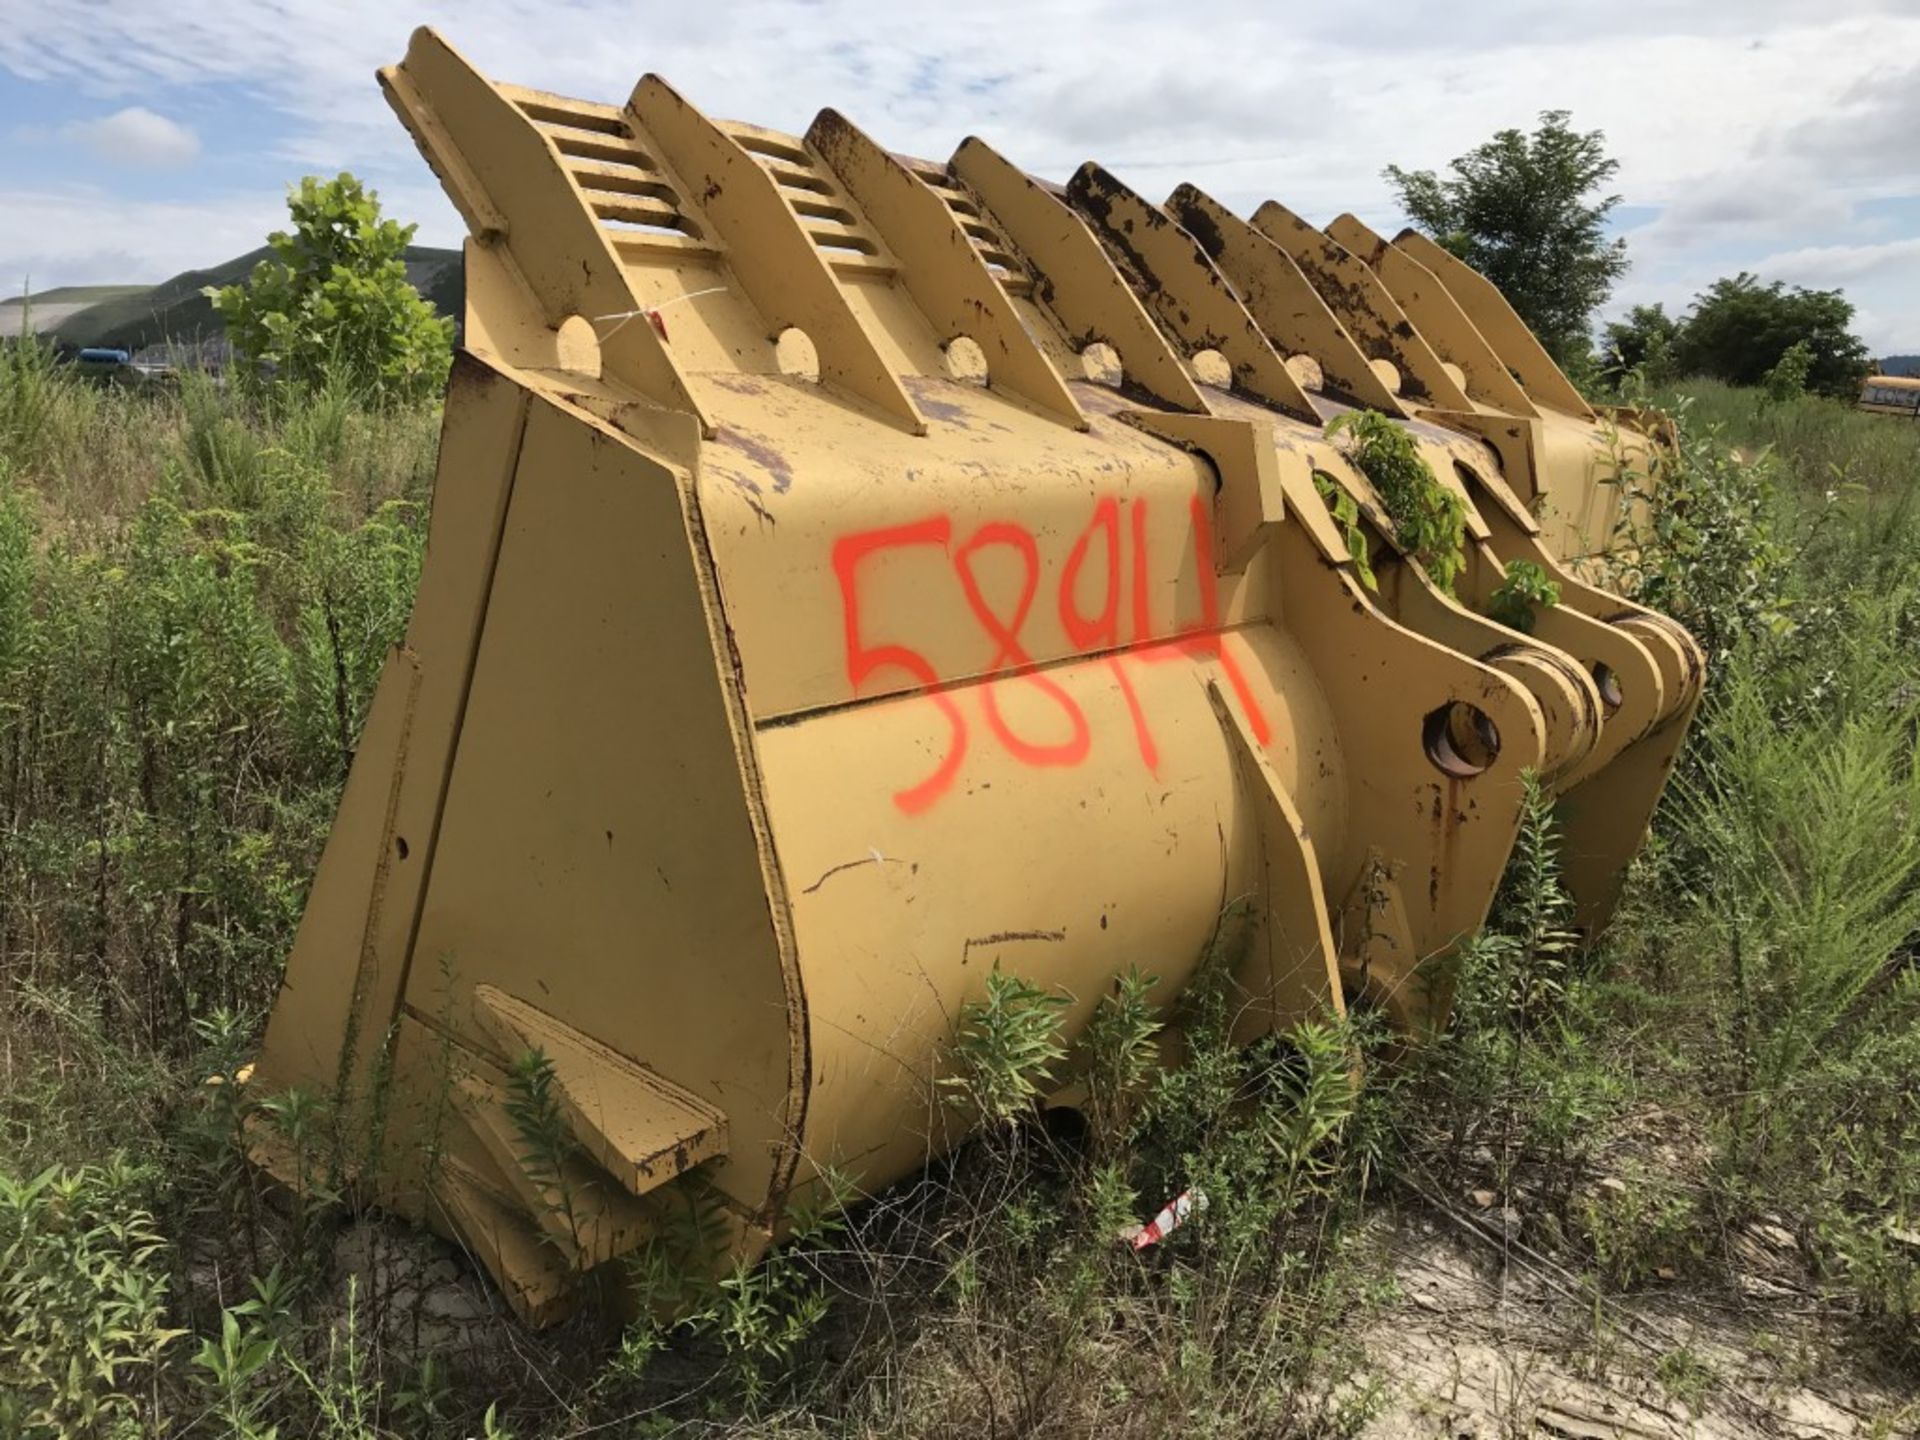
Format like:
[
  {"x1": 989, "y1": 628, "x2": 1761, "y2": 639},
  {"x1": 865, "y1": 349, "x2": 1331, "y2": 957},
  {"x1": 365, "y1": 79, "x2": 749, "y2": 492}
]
[
  {"x1": 0, "y1": 407, "x2": 425, "y2": 1074},
  {"x1": 1602, "y1": 387, "x2": 1795, "y2": 661},
  {"x1": 209, "y1": 173, "x2": 454, "y2": 406},
  {"x1": 1672, "y1": 273, "x2": 1870, "y2": 400},
  {"x1": 1485, "y1": 559, "x2": 1561, "y2": 635},
  {"x1": 0, "y1": 1159, "x2": 182, "y2": 1438}
]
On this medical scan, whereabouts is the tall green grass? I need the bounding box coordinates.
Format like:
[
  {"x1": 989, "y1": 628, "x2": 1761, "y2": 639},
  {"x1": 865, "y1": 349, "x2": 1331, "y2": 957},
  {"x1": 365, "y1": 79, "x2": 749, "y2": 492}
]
[
  {"x1": 1, "y1": 348, "x2": 433, "y2": 1119},
  {"x1": 1668, "y1": 376, "x2": 1920, "y2": 498},
  {"x1": 1558, "y1": 382, "x2": 1919, "y2": 1349},
  {"x1": 1, "y1": 346, "x2": 445, "y2": 1437},
  {"x1": 1, "y1": 352, "x2": 1917, "y2": 1435}
]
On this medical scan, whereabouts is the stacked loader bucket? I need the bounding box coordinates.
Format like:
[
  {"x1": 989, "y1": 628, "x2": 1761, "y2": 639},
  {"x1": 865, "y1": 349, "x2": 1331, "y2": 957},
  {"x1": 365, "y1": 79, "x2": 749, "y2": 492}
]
[{"x1": 249, "y1": 28, "x2": 1702, "y2": 1323}]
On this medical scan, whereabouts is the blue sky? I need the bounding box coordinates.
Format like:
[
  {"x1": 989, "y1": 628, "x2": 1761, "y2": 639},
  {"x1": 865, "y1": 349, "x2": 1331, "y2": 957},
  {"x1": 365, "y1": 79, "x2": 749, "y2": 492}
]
[{"x1": 3, "y1": 0, "x2": 1917, "y2": 355}]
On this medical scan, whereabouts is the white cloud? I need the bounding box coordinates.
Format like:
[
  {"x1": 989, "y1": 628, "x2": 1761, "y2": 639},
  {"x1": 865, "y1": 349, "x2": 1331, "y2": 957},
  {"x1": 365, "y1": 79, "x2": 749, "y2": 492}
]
[
  {"x1": 3, "y1": 1, "x2": 1919, "y2": 346},
  {"x1": 1778, "y1": 61, "x2": 1920, "y2": 193},
  {"x1": 0, "y1": 187, "x2": 283, "y2": 291},
  {"x1": 5, "y1": 3, "x2": 1914, "y2": 208},
  {"x1": 61, "y1": 107, "x2": 201, "y2": 169},
  {"x1": 1625, "y1": 175, "x2": 1854, "y2": 264},
  {"x1": 1754, "y1": 237, "x2": 1920, "y2": 288}
]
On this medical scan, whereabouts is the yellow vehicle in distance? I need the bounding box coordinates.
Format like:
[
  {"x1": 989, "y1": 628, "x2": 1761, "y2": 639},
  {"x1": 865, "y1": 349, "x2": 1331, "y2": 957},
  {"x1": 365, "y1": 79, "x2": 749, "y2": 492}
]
[{"x1": 1859, "y1": 374, "x2": 1920, "y2": 419}]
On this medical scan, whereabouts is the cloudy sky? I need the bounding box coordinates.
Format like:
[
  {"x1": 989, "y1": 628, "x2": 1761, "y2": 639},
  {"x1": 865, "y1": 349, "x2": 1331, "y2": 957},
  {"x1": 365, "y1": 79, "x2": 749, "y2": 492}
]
[{"x1": 3, "y1": 1, "x2": 1917, "y2": 355}]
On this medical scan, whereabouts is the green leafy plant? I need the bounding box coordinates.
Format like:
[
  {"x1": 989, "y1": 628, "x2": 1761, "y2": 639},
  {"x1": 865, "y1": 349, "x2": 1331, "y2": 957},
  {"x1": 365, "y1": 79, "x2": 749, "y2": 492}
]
[
  {"x1": 0, "y1": 477, "x2": 34, "y2": 716},
  {"x1": 1601, "y1": 387, "x2": 1794, "y2": 661},
  {"x1": 942, "y1": 964, "x2": 1070, "y2": 1130},
  {"x1": 1484, "y1": 559, "x2": 1561, "y2": 634},
  {"x1": 1675, "y1": 649, "x2": 1920, "y2": 1155},
  {"x1": 192, "y1": 1307, "x2": 282, "y2": 1440},
  {"x1": 1763, "y1": 338, "x2": 1815, "y2": 405},
  {"x1": 1413, "y1": 769, "x2": 1613, "y2": 1216},
  {"x1": 1081, "y1": 966, "x2": 1164, "y2": 1158},
  {"x1": 392, "y1": 1352, "x2": 453, "y2": 1434},
  {"x1": 1600, "y1": 302, "x2": 1680, "y2": 388},
  {"x1": 208, "y1": 172, "x2": 453, "y2": 405},
  {"x1": 256, "y1": 1086, "x2": 343, "y2": 1268},
  {"x1": 504, "y1": 1047, "x2": 585, "y2": 1249},
  {"x1": 1326, "y1": 410, "x2": 1467, "y2": 594},
  {"x1": 622, "y1": 1176, "x2": 735, "y2": 1332},
  {"x1": 0, "y1": 1158, "x2": 183, "y2": 1439},
  {"x1": 1259, "y1": 1018, "x2": 1363, "y2": 1213},
  {"x1": 276, "y1": 1276, "x2": 381, "y2": 1440},
  {"x1": 1579, "y1": 1169, "x2": 1703, "y2": 1290},
  {"x1": 1312, "y1": 470, "x2": 1378, "y2": 590},
  {"x1": 1654, "y1": 1345, "x2": 1717, "y2": 1408},
  {"x1": 617, "y1": 1170, "x2": 854, "y2": 1412},
  {"x1": 0, "y1": 322, "x2": 101, "y2": 479},
  {"x1": 1484, "y1": 771, "x2": 1583, "y2": 1033}
]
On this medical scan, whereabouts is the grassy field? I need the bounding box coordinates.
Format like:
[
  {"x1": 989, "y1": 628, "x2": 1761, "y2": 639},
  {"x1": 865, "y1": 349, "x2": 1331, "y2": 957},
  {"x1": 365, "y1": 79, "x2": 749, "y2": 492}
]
[{"x1": 2, "y1": 340, "x2": 1918, "y2": 1437}]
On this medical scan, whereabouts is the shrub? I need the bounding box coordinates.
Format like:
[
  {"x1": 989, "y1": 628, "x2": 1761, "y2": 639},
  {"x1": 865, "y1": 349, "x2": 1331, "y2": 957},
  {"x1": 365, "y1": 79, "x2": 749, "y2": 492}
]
[
  {"x1": 1312, "y1": 469, "x2": 1379, "y2": 590},
  {"x1": 209, "y1": 173, "x2": 454, "y2": 406},
  {"x1": 942, "y1": 965, "x2": 1070, "y2": 1131},
  {"x1": 0, "y1": 411, "x2": 424, "y2": 1065},
  {"x1": 0, "y1": 1158, "x2": 182, "y2": 1438},
  {"x1": 1082, "y1": 965, "x2": 1164, "y2": 1159},
  {"x1": 1763, "y1": 338, "x2": 1814, "y2": 404},
  {"x1": 1602, "y1": 389, "x2": 1795, "y2": 661}
]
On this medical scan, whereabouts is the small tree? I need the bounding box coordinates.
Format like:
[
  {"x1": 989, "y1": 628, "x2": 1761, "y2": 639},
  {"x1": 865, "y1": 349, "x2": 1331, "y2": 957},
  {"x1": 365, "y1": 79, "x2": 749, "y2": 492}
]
[
  {"x1": 1671, "y1": 273, "x2": 1869, "y2": 400},
  {"x1": 1386, "y1": 111, "x2": 1629, "y2": 368},
  {"x1": 1600, "y1": 303, "x2": 1680, "y2": 387},
  {"x1": 209, "y1": 173, "x2": 453, "y2": 404},
  {"x1": 1761, "y1": 339, "x2": 1814, "y2": 404}
]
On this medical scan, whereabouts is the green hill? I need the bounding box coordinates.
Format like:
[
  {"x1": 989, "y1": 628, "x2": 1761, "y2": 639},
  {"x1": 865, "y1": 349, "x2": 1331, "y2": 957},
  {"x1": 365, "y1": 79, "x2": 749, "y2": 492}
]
[
  {"x1": 51, "y1": 247, "x2": 463, "y2": 353},
  {"x1": 0, "y1": 285, "x2": 155, "y2": 340},
  {"x1": 0, "y1": 284, "x2": 154, "y2": 311}
]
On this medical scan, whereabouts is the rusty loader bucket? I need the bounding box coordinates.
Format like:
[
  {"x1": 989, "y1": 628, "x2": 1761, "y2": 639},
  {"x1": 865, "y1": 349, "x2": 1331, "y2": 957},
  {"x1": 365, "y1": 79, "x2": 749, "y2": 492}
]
[{"x1": 249, "y1": 29, "x2": 1700, "y2": 1323}]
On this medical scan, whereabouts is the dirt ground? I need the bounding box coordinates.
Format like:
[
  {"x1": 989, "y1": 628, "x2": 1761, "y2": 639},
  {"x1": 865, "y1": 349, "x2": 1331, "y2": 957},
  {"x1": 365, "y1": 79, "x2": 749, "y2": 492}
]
[
  {"x1": 1351, "y1": 1216, "x2": 1918, "y2": 1439},
  {"x1": 308, "y1": 1198, "x2": 1920, "y2": 1437}
]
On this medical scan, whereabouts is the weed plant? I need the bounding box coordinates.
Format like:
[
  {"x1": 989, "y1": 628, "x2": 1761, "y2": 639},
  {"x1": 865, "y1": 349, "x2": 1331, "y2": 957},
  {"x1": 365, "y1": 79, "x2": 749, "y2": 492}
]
[
  {"x1": 2, "y1": 340, "x2": 1918, "y2": 1433},
  {"x1": 1326, "y1": 410, "x2": 1468, "y2": 594}
]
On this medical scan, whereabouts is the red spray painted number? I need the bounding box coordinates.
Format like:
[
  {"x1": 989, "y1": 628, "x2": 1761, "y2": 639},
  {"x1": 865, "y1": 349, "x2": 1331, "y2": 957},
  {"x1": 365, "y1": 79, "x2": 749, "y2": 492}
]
[
  {"x1": 1059, "y1": 498, "x2": 1159, "y2": 776},
  {"x1": 954, "y1": 523, "x2": 1092, "y2": 768},
  {"x1": 831, "y1": 495, "x2": 1270, "y2": 813},
  {"x1": 831, "y1": 519, "x2": 967, "y2": 815}
]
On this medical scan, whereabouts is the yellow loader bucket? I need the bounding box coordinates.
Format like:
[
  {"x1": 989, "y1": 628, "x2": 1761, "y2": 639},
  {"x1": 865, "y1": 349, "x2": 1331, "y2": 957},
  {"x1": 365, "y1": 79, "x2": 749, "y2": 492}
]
[
  {"x1": 1120, "y1": 179, "x2": 1705, "y2": 931},
  {"x1": 250, "y1": 28, "x2": 1700, "y2": 1323}
]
